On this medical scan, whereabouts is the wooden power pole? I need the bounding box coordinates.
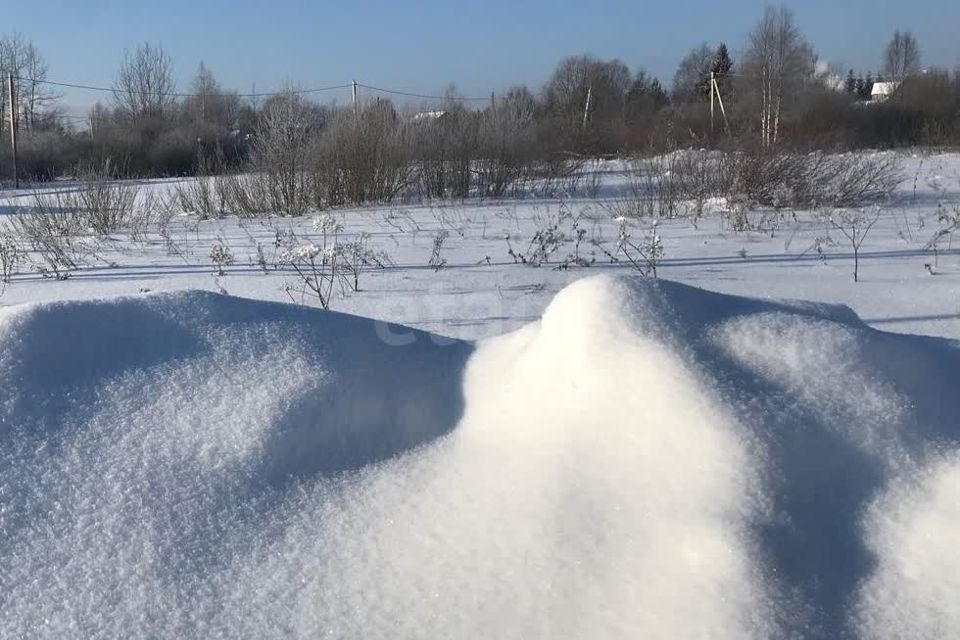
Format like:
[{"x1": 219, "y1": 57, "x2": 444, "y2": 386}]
[
  {"x1": 7, "y1": 72, "x2": 18, "y2": 188},
  {"x1": 582, "y1": 86, "x2": 592, "y2": 129},
  {"x1": 710, "y1": 71, "x2": 715, "y2": 132},
  {"x1": 352, "y1": 80, "x2": 358, "y2": 116},
  {"x1": 709, "y1": 72, "x2": 730, "y2": 134}
]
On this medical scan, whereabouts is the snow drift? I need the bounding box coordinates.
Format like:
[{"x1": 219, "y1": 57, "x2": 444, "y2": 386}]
[{"x1": 2, "y1": 277, "x2": 959, "y2": 639}]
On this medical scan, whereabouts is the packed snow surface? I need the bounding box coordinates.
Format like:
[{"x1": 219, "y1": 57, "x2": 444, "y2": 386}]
[{"x1": 1, "y1": 274, "x2": 959, "y2": 639}]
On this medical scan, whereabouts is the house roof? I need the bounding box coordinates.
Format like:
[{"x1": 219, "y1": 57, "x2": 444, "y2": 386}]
[{"x1": 871, "y1": 82, "x2": 900, "y2": 96}]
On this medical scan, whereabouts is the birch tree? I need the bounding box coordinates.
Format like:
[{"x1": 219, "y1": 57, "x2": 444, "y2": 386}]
[
  {"x1": 742, "y1": 5, "x2": 814, "y2": 147},
  {"x1": 883, "y1": 31, "x2": 921, "y2": 80}
]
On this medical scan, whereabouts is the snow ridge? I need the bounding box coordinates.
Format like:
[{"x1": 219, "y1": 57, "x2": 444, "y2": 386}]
[{"x1": 1, "y1": 277, "x2": 959, "y2": 639}]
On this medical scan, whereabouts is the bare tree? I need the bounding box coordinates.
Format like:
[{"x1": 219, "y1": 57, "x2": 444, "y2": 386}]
[
  {"x1": 672, "y1": 43, "x2": 714, "y2": 102},
  {"x1": 0, "y1": 32, "x2": 61, "y2": 132},
  {"x1": 542, "y1": 55, "x2": 631, "y2": 150},
  {"x1": 474, "y1": 87, "x2": 537, "y2": 197},
  {"x1": 182, "y1": 62, "x2": 240, "y2": 129},
  {"x1": 544, "y1": 55, "x2": 631, "y2": 117},
  {"x1": 252, "y1": 89, "x2": 318, "y2": 216},
  {"x1": 742, "y1": 5, "x2": 815, "y2": 146},
  {"x1": 113, "y1": 42, "x2": 176, "y2": 119},
  {"x1": 883, "y1": 30, "x2": 921, "y2": 80},
  {"x1": 88, "y1": 102, "x2": 112, "y2": 136}
]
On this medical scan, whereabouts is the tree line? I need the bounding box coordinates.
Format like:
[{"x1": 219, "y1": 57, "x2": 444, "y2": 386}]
[{"x1": 0, "y1": 7, "x2": 958, "y2": 182}]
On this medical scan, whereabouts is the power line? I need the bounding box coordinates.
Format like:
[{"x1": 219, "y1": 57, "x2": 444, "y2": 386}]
[
  {"x1": 357, "y1": 83, "x2": 489, "y2": 102},
  {"x1": 12, "y1": 76, "x2": 352, "y2": 98},
  {"x1": 713, "y1": 71, "x2": 759, "y2": 79},
  {"x1": 15, "y1": 76, "x2": 491, "y2": 102}
]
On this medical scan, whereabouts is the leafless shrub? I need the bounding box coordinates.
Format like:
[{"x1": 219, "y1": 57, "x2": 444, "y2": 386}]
[
  {"x1": 472, "y1": 104, "x2": 537, "y2": 198},
  {"x1": 505, "y1": 225, "x2": 566, "y2": 266},
  {"x1": 608, "y1": 150, "x2": 899, "y2": 238},
  {"x1": 429, "y1": 230, "x2": 449, "y2": 270},
  {"x1": 674, "y1": 152, "x2": 731, "y2": 221},
  {"x1": 583, "y1": 164, "x2": 603, "y2": 198},
  {"x1": 411, "y1": 105, "x2": 478, "y2": 200},
  {"x1": 728, "y1": 151, "x2": 808, "y2": 208},
  {"x1": 131, "y1": 188, "x2": 178, "y2": 239},
  {"x1": 15, "y1": 160, "x2": 141, "y2": 241},
  {"x1": 819, "y1": 154, "x2": 903, "y2": 207},
  {"x1": 923, "y1": 200, "x2": 960, "y2": 273},
  {"x1": 338, "y1": 232, "x2": 391, "y2": 292},
  {"x1": 593, "y1": 218, "x2": 664, "y2": 277},
  {"x1": 218, "y1": 174, "x2": 273, "y2": 217},
  {"x1": 173, "y1": 177, "x2": 225, "y2": 219},
  {"x1": 611, "y1": 154, "x2": 691, "y2": 219},
  {"x1": 10, "y1": 194, "x2": 88, "y2": 278},
  {"x1": 558, "y1": 214, "x2": 595, "y2": 268},
  {"x1": 315, "y1": 104, "x2": 414, "y2": 206},
  {"x1": 823, "y1": 206, "x2": 881, "y2": 282},
  {"x1": 0, "y1": 233, "x2": 22, "y2": 284},
  {"x1": 72, "y1": 160, "x2": 141, "y2": 234},
  {"x1": 526, "y1": 155, "x2": 588, "y2": 198},
  {"x1": 251, "y1": 91, "x2": 316, "y2": 217},
  {"x1": 730, "y1": 151, "x2": 902, "y2": 209}
]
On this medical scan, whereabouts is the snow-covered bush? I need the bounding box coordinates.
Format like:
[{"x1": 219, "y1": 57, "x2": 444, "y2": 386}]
[
  {"x1": 209, "y1": 242, "x2": 235, "y2": 276},
  {"x1": 338, "y1": 232, "x2": 390, "y2": 292},
  {"x1": 10, "y1": 193, "x2": 90, "y2": 279},
  {"x1": 280, "y1": 215, "x2": 351, "y2": 308},
  {"x1": 251, "y1": 91, "x2": 317, "y2": 217},
  {"x1": 281, "y1": 243, "x2": 336, "y2": 308},
  {"x1": 593, "y1": 217, "x2": 663, "y2": 277},
  {"x1": 73, "y1": 159, "x2": 141, "y2": 234}
]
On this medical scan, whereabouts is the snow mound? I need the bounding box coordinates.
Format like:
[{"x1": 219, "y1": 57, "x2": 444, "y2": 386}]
[{"x1": 2, "y1": 278, "x2": 960, "y2": 639}]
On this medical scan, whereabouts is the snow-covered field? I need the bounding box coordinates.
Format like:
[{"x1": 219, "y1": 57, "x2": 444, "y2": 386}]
[
  {"x1": 2, "y1": 152, "x2": 960, "y2": 638},
  {"x1": 1, "y1": 152, "x2": 959, "y2": 340}
]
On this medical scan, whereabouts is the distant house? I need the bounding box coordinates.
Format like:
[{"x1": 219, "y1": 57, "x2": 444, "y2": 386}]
[
  {"x1": 410, "y1": 110, "x2": 446, "y2": 122},
  {"x1": 870, "y1": 82, "x2": 900, "y2": 103}
]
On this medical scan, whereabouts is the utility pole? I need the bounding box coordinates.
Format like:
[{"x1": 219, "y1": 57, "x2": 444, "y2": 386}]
[
  {"x1": 582, "y1": 86, "x2": 592, "y2": 129},
  {"x1": 710, "y1": 71, "x2": 715, "y2": 133},
  {"x1": 352, "y1": 80, "x2": 358, "y2": 116},
  {"x1": 7, "y1": 72, "x2": 18, "y2": 188},
  {"x1": 712, "y1": 74, "x2": 730, "y2": 134},
  {"x1": 490, "y1": 91, "x2": 495, "y2": 112}
]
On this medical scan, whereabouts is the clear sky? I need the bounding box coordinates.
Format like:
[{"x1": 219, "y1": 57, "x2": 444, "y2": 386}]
[{"x1": 9, "y1": 0, "x2": 960, "y2": 116}]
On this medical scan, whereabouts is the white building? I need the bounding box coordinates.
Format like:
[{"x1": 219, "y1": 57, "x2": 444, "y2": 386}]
[{"x1": 870, "y1": 82, "x2": 900, "y2": 103}]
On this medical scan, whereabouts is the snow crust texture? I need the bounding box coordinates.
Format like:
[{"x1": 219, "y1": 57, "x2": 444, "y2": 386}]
[{"x1": 1, "y1": 276, "x2": 958, "y2": 639}]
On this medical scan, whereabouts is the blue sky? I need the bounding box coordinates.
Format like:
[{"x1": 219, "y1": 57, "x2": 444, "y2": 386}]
[{"x1": 10, "y1": 0, "x2": 960, "y2": 115}]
